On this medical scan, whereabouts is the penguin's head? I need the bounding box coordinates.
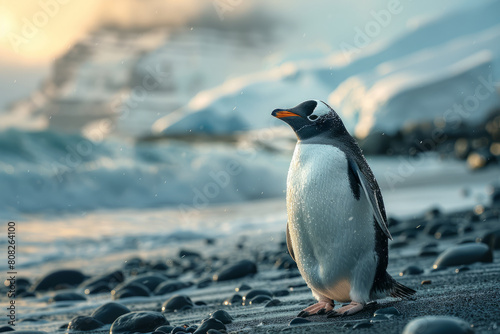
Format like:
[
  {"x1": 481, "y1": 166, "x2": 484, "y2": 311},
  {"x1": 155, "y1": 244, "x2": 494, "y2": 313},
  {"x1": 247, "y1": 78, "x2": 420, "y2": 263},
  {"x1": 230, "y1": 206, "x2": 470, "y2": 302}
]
[{"x1": 271, "y1": 100, "x2": 347, "y2": 140}]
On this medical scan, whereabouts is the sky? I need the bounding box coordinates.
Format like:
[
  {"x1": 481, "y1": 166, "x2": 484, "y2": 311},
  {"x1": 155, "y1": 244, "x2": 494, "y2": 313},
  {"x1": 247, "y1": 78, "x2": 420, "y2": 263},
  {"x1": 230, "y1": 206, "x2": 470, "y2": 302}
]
[{"x1": 0, "y1": 0, "x2": 477, "y2": 110}]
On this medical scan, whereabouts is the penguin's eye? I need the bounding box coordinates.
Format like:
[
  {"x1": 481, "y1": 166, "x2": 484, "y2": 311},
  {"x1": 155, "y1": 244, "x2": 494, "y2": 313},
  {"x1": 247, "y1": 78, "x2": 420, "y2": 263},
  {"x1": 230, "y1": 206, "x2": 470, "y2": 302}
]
[{"x1": 308, "y1": 115, "x2": 318, "y2": 121}]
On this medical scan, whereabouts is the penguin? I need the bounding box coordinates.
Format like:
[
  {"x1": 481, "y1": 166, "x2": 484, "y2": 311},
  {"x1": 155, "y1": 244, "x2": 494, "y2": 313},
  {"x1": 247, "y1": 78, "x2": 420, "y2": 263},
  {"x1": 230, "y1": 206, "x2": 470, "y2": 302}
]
[{"x1": 271, "y1": 100, "x2": 415, "y2": 317}]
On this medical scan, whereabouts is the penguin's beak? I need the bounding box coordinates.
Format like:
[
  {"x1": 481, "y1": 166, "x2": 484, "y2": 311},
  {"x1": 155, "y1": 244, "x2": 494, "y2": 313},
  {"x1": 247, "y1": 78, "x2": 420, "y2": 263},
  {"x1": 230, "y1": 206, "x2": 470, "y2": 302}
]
[{"x1": 272, "y1": 109, "x2": 300, "y2": 118}]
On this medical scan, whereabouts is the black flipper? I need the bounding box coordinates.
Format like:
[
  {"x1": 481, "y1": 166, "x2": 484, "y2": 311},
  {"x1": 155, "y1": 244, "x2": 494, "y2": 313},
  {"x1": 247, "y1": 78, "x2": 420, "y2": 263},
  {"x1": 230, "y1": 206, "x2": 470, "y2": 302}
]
[{"x1": 348, "y1": 157, "x2": 393, "y2": 240}]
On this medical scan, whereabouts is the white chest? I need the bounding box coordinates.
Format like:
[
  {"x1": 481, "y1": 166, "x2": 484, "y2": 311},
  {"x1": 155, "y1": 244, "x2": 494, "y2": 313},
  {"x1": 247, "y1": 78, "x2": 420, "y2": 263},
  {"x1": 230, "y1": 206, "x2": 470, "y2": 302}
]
[{"x1": 286, "y1": 143, "x2": 375, "y2": 297}]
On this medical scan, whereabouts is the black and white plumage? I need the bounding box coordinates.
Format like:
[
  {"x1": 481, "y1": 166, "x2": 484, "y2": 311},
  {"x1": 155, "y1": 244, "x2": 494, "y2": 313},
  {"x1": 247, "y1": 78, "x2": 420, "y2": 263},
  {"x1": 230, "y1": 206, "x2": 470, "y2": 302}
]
[{"x1": 272, "y1": 100, "x2": 415, "y2": 317}]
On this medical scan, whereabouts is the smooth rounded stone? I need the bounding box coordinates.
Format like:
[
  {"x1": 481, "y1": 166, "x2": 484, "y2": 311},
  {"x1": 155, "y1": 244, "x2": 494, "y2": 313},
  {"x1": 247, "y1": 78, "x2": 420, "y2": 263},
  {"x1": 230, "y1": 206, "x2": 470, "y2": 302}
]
[
  {"x1": 179, "y1": 249, "x2": 202, "y2": 259},
  {"x1": 151, "y1": 262, "x2": 169, "y2": 271},
  {"x1": 32, "y1": 269, "x2": 87, "y2": 291},
  {"x1": 91, "y1": 302, "x2": 131, "y2": 324},
  {"x1": 0, "y1": 326, "x2": 14, "y2": 332},
  {"x1": 353, "y1": 320, "x2": 372, "y2": 329},
  {"x1": 224, "y1": 294, "x2": 242, "y2": 305},
  {"x1": 249, "y1": 295, "x2": 272, "y2": 305},
  {"x1": 289, "y1": 317, "x2": 311, "y2": 325},
  {"x1": 193, "y1": 318, "x2": 226, "y2": 334},
  {"x1": 49, "y1": 292, "x2": 87, "y2": 303},
  {"x1": 162, "y1": 295, "x2": 194, "y2": 312},
  {"x1": 373, "y1": 307, "x2": 401, "y2": 317},
  {"x1": 482, "y1": 230, "x2": 500, "y2": 250},
  {"x1": 67, "y1": 316, "x2": 104, "y2": 330},
  {"x1": 400, "y1": 265, "x2": 424, "y2": 276},
  {"x1": 186, "y1": 326, "x2": 198, "y2": 333},
  {"x1": 212, "y1": 260, "x2": 257, "y2": 281},
  {"x1": 210, "y1": 310, "x2": 233, "y2": 324},
  {"x1": 265, "y1": 299, "x2": 282, "y2": 307},
  {"x1": 123, "y1": 257, "x2": 146, "y2": 270},
  {"x1": 421, "y1": 280, "x2": 432, "y2": 285},
  {"x1": 433, "y1": 243, "x2": 493, "y2": 269},
  {"x1": 435, "y1": 226, "x2": 458, "y2": 239},
  {"x1": 195, "y1": 301, "x2": 208, "y2": 306},
  {"x1": 112, "y1": 282, "x2": 151, "y2": 300},
  {"x1": 128, "y1": 274, "x2": 167, "y2": 291},
  {"x1": 402, "y1": 316, "x2": 474, "y2": 334},
  {"x1": 454, "y1": 266, "x2": 470, "y2": 274},
  {"x1": 172, "y1": 326, "x2": 188, "y2": 333},
  {"x1": 85, "y1": 282, "x2": 112, "y2": 295},
  {"x1": 244, "y1": 289, "x2": 273, "y2": 301},
  {"x1": 197, "y1": 278, "x2": 212, "y2": 289},
  {"x1": 110, "y1": 311, "x2": 168, "y2": 333},
  {"x1": 155, "y1": 281, "x2": 193, "y2": 295},
  {"x1": 419, "y1": 244, "x2": 440, "y2": 257},
  {"x1": 79, "y1": 270, "x2": 124, "y2": 290},
  {"x1": 235, "y1": 283, "x2": 251, "y2": 292},
  {"x1": 155, "y1": 325, "x2": 174, "y2": 333},
  {"x1": 272, "y1": 289, "x2": 290, "y2": 297}
]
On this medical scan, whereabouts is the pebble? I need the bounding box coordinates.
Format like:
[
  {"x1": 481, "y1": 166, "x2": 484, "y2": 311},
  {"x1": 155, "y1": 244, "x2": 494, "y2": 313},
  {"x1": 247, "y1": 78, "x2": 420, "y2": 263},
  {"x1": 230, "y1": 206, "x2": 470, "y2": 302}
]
[
  {"x1": 224, "y1": 294, "x2": 242, "y2": 305},
  {"x1": 85, "y1": 282, "x2": 112, "y2": 295},
  {"x1": 274, "y1": 254, "x2": 297, "y2": 270},
  {"x1": 193, "y1": 318, "x2": 226, "y2": 334},
  {"x1": 162, "y1": 295, "x2": 194, "y2": 312},
  {"x1": 482, "y1": 230, "x2": 500, "y2": 250},
  {"x1": 455, "y1": 266, "x2": 470, "y2": 274},
  {"x1": 67, "y1": 316, "x2": 103, "y2": 330},
  {"x1": 155, "y1": 281, "x2": 193, "y2": 295},
  {"x1": 32, "y1": 270, "x2": 87, "y2": 291},
  {"x1": 49, "y1": 292, "x2": 86, "y2": 303},
  {"x1": 244, "y1": 289, "x2": 272, "y2": 300},
  {"x1": 352, "y1": 320, "x2": 372, "y2": 329},
  {"x1": 400, "y1": 265, "x2": 424, "y2": 276},
  {"x1": 289, "y1": 317, "x2": 311, "y2": 325},
  {"x1": 235, "y1": 283, "x2": 251, "y2": 292},
  {"x1": 79, "y1": 270, "x2": 124, "y2": 290},
  {"x1": 272, "y1": 289, "x2": 290, "y2": 297},
  {"x1": 210, "y1": 310, "x2": 233, "y2": 324},
  {"x1": 249, "y1": 295, "x2": 272, "y2": 305},
  {"x1": 110, "y1": 311, "x2": 169, "y2": 333},
  {"x1": 128, "y1": 274, "x2": 167, "y2": 291},
  {"x1": 155, "y1": 325, "x2": 175, "y2": 333},
  {"x1": 265, "y1": 299, "x2": 282, "y2": 307},
  {"x1": 111, "y1": 282, "x2": 151, "y2": 300},
  {"x1": 0, "y1": 326, "x2": 14, "y2": 332},
  {"x1": 433, "y1": 243, "x2": 493, "y2": 269},
  {"x1": 91, "y1": 302, "x2": 130, "y2": 324},
  {"x1": 213, "y1": 260, "x2": 257, "y2": 281},
  {"x1": 421, "y1": 280, "x2": 432, "y2": 285},
  {"x1": 179, "y1": 249, "x2": 202, "y2": 259},
  {"x1": 373, "y1": 307, "x2": 401, "y2": 317},
  {"x1": 172, "y1": 326, "x2": 188, "y2": 333},
  {"x1": 402, "y1": 316, "x2": 474, "y2": 334}
]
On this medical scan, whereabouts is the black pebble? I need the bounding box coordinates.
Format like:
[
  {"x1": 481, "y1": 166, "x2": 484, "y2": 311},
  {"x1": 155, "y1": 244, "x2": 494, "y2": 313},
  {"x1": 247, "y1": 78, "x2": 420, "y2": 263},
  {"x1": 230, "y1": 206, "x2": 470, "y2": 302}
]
[
  {"x1": 353, "y1": 320, "x2": 372, "y2": 329},
  {"x1": 249, "y1": 295, "x2": 272, "y2": 305},
  {"x1": 236, "y1": 283, "x2": 252, "y2": 292},
  {"x1": 32, "y1": 270, "x2": 87, "y2": 292},
  {"x1": 79, "y1": 270, "x2": 124, "y2": 290},
  {"x1": 193, "y1": 318, "x2": 226, "y2": 334},
  {"x1": 211, "y1": 310, "x2": 233, "y2": 324},
  {"x1": 67, "y1": 316, "x2": 103, "y2": 330},
  {"x1": 225, "y1": 294, "x2": 242, "y2": 305},
  {"x1": 186, "y1": 326, "x2": 198, "y2": 333},
  {"x1": 49, "y1": 292, "x2": 86, "y2": 303},
  {"x1": 274, "y1": 254, "x2": 297, "y2": 270},
  {"x1": 162, "y1": 295, "x2": 194, "y2": 312},
  {"x1": 402, "y1": 316, "x2": 474, "y2": 333},
  {"x1": 272, "y1": 289, "x2": 290, "y2": 297},
  {"x1": 112, "y1": 282, "x2": 151, "y2": 300},
  {"x1": 155, "y1": 325, "x2": 175, "y2": 333},
  {"x1": 155, "y1": 281, "x2": 193, "y2": 295},
  {"x1": 265, "y1": 299, "x2": 282, "y2": 307},
  {"x1": 482, "y1": 229, "x2": 500, "y2": 250},
  {"x1": 400, "y1": 265, "x2": 424, "y2": 276},
  {"x1": 172, "y1": 326, "x2": 188, "y2": 333},
  {"x1": 289, "y1": 317, "x2": 311, "y2": 325},
  {"x1": 244, "y1": 289, "x2": 272, "y2": 300},
  {"x1": 84, "y1": 281, "x2": 112, "y2": 295},
  {"x1": 373, "y1": 307, "x2": 401, "y2": 317},
  {"x1": 213, "y1": 260, "x2": 257, "y2": 281},
  {"x1": 128, "y1": 274, "x2": 168, "y2": 291},
  {"x1": 179, "y1": 249, "x2": 202, "y2": 259},
  {"x1": 110, "y1": 311, "x2": 169, "y2": 333},
  {"x1": 433, "y1": 243, "x2": 493, "y2": 269},
  {"x1": 91, "y1": 302, "x2": 131, "y2": 324},
  {"x1": 0, "y1": 326, "x2": 14, "y2": 332}
]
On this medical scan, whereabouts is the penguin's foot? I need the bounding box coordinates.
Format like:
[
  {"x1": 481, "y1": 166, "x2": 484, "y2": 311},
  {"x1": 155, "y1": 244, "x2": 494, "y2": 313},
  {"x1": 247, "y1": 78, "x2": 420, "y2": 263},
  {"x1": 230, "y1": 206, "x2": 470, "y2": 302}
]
[
  {"x1": 327, "y1": 301, "x2": 364, "y2": 317},
  {"x1": 297, "y1": 299, "x2": 334, "y2": 317}
]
